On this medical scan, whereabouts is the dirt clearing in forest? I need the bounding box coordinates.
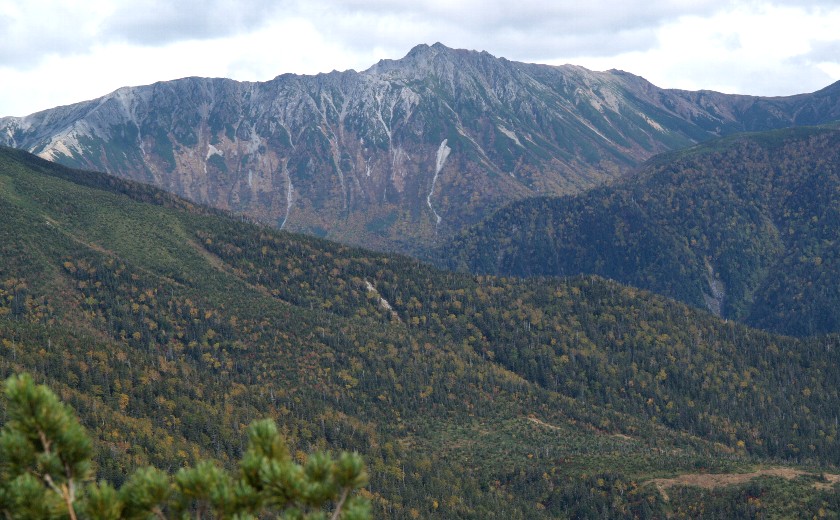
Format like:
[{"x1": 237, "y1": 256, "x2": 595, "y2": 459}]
[{"x1": 649, "y1": 468, "x2": 840, "y2": 501}]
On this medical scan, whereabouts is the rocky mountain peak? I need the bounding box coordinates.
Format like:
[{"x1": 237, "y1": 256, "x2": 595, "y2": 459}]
[
  {"x1": 364, "y1": 42, "x2": 471, "y2": 80},
  {"x1": 2, "y1": 46, "x2": 840, "y2": 254}
]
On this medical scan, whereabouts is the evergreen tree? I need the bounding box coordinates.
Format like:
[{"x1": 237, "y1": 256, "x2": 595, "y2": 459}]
[{"x1": 0, "y1": 373, "x2": 370, "y2": 519}]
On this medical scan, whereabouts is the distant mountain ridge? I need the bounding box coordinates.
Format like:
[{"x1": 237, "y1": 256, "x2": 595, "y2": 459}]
[
  {"x1": 3, "y1": 43, "x2": 840, "y2": 252},
  {"x1": 440, "y1": 124, "x2": 840, "y2": 337}
]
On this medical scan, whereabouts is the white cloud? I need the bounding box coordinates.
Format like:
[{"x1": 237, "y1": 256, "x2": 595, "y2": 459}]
[
  {"x1": 0, "y1": 0, "x2": 109, "y2": 68},
  {"x1": 547, "y1": 2, "x2": 840, "y2": 95},
  {"x1": 1, "y1": 0, "x2": 839, "y2": 116}
]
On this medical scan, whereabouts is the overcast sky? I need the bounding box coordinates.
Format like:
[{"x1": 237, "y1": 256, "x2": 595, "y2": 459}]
[{"x1": 2, "y1": 0, "x2": 840, "y2": 117}]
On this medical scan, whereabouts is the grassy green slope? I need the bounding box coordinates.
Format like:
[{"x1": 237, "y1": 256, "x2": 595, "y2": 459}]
[
  {"x1": 441, "y1": 124, "x2": 840, "y2": 337},
  {"x1": 1, "y1": 147, "x2": 840, "y2": 518}
]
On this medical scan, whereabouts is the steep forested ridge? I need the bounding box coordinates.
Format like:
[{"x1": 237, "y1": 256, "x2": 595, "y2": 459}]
[
  {"x1": 442, "y1": 124, "x2": 840, "y2": 336},
  {"x1": 2, "y1": 147, "x2": 840, "y2": 517}
]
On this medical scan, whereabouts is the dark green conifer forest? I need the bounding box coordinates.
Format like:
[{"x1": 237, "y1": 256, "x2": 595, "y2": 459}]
[
  {"x1": 2, "y1": 142, "x2": 840, "y2": 518},
  {"x1": 442, "y1": 124, "x2": 840, "y2": 337}
]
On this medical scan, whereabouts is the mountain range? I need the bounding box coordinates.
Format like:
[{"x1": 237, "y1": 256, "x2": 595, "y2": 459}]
[
  {"x1": 2, "y1": 145, "x2": 840, "y2": 517},
  {"x1": 3, "y1": 43, "x2": 840, "y2": 253},
  {"x1": 3, "y1": 42, "x2": 840, "y2": 516}
]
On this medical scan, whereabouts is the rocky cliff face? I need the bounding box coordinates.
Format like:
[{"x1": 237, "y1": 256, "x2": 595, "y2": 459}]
[{"x1": 3, "y1": 43, "x2": 839, "y2": 252}]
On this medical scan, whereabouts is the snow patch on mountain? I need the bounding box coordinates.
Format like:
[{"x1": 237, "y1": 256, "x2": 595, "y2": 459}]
[
  {"x1": 280, "y1": 161, "x2": 294, "y2": 230},
  {"x1": 427, "y1": 139, "x2": 450, "y2": 226},
  {"x1": 207, "y1": 144, "x2": 224, "y2": 159},
  {"x1": 641, "y1": 113, "x2": 665, "y2": 132},
  {"x1": 364, "y1": 279, "x2": 400, "y2": 321},
  {"x1": 498, "y1": 125, "x2": 523, "y2": 147},
  {"x1": 703, "y1": 260, "x2": 726, "y2": 317}
]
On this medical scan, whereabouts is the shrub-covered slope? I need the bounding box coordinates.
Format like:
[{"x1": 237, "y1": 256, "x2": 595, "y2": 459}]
[{"x1": 2, "y1": 147, "x2": 840, "y2": 517}]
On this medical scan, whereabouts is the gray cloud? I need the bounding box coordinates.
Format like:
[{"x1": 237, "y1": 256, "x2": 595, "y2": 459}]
[
  {"x1": 5, "y1": 0, "x2": 840, "y2": 71},
  {"x1": 0, "y1": 3, "x2": 96, "y2": 68},
  {"x1": 318, "y1": 0, "x2": 724, "y2": 32},
  {"x1": 800, "y1": 40, "x2": 840, "y2": 64},
  {"x1": 1, "y1": 0, "x2": 820, "y2": 70},
  {"x1": 101, "y1": 0, "x2": 288, "y2": 45},
  {"x1": 304, "y1": 0, "x2": 725, "y2": 60},
  {"x1": 0, "y1": 0, "x2": 289, "y2": 68}
]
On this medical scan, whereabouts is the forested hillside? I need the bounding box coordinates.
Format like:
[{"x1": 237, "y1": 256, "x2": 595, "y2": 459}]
[
  {"x1": 2, "y1": 147, "x2": 840, "y2": 517},
  {"x1": 442, "y1": 124, "x2": 840, "y2": 336}
]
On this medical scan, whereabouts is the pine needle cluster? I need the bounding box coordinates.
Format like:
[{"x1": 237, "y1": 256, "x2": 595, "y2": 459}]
[{"x1": 0, "y1": 373, "x2": 370, "y2": 520}]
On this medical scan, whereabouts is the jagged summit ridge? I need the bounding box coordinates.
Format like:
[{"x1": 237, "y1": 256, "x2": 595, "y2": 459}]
[{"x1": 2, "y1": 43, "x2": 839, "y2": 253}]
